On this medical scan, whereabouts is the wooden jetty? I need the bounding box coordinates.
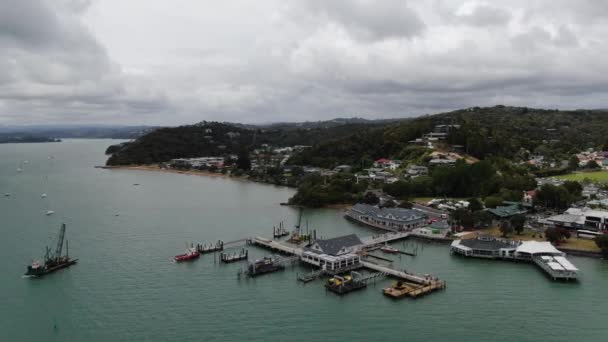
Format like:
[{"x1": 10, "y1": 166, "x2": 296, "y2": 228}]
[
  {"x1": 220, "y1": 249, "x2": 248, "y2": 263},
  {"x1": 196, "y1": 241, "x2": 224, "y2": 254}
]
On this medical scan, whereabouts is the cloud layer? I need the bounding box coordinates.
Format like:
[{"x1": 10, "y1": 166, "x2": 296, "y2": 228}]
[{"x1": 1, "y1": 0, "x2": 607, "y2": 125}]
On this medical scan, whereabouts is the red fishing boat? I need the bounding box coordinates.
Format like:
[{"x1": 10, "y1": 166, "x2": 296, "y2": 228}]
[{"x1": 174, "y1": 247, "x2": 200, "y2": 262}]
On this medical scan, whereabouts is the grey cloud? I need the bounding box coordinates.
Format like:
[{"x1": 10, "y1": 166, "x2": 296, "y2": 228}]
[
  {"x1": 1, "y1": 0, "x2": 608, "y2": 125},
  {"x1": 299, "y1": 0, "x2": 425, "y2": 41},
  {"x1": 0, "y1": 0, "x2": 170, "y2": 124},
  {"x1": 455, "y1": 5, "x2": 512, "y2": 27}
]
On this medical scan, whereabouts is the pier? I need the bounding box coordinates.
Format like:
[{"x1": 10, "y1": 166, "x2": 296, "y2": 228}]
[
  {"x1": 251, "y1": 233, "x2": 446, "y2": 298},
  {"x1": 197, "y1": 241, "x2": 224, "y2": 254},
  {"x1": 220, "y1": 249, "x2": 248, "y2": 263}
]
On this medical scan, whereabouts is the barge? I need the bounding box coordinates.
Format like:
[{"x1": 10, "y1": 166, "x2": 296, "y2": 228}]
[
  {"x1": 25, "y1": 223, "x2": 77, "y2": 278},
  {"x1": 245, "y1": 256, "x2": 284, "y2": 277},
  {"x1": 325, "y1": 274, "x2": 367, "y2": 295}
]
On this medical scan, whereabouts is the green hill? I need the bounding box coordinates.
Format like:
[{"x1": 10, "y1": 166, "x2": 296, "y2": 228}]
[{"x1": 288, "y1": 106, "x2": 608, "y2": 168}]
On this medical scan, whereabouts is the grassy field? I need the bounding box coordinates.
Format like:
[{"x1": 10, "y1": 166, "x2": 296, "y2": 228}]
[
  {"x1": 462, "y1": 227, "x2": 601, "y2": 252},
  {"x1": 556, "y1": 170, "x2": 608, "y2": 183}
]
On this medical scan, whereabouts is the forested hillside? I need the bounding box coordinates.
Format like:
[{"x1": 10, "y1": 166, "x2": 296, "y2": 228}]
[
  {"x1": 105, "y1": 120, "x2": 393, "y2": 165},
  {"x1": 289, "y1": 106, "x2": 608, "y2": 168}
]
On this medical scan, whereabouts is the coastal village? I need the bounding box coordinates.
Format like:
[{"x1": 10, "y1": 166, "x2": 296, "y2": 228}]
[{"x1": 100, "y1": 121, "x2": 608, "y2": 298}]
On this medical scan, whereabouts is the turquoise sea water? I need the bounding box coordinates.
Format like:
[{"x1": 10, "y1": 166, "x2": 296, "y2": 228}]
[{"x1": 1, "y1": 139, "x2": 608, "y2": 342}]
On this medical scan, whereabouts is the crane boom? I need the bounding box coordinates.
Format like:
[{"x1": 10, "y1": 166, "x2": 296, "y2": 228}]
[{"x1": 54, "y1": 224, "x2": 66, "y2": 259}]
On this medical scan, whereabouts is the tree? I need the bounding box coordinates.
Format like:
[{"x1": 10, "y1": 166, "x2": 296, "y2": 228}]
[
  {"x1": 510, "y1": 214, "x2": 526, "y2": 235},
  {"x1": 451, "y1": 208, "x2": 474, "y2": 228},
  {"x1": 595, "y1": 234, "x2": 608, "y2": 258},
  {"x1": 398, "y1": 201, "x2": 413, "y2": 209},
  {"x1": 587, "y1": 160, "x2": 601, "y2": 169},
  {"x1": 545, "y1": 227, "x2": 570, "y2": 244},
  {"x1": 467, "y1": 198, "x2": 484, "y2": 212},
  {"x1": 473, "y1": 210, "x2": 493, "y2": 228},
  {"x1": 568, "y1": 155, "x2": 580, "y2": 170},
  {"x1": 484, "y1": 196, "x2": 503, "y2": 209},
  {"x1": 361, "y1": 191, "x2": 379, "y2": 205},
  {"x1": 382, "y1": 200, "x2": 397, "y2": 208},
  {"x1": 499, "y1": 220, "x2": 513, "y2": 237},
  {"x1": 562, "y1": 181, "x2": 583, "y2": 197},
  {"x1": 236, "y1": 148, "x2": 251, "y2": 170}
]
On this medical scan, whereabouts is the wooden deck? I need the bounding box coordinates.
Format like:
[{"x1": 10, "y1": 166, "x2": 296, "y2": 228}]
[{"x1": 383, "y1": 280, "x2": 446, "y2": 299}]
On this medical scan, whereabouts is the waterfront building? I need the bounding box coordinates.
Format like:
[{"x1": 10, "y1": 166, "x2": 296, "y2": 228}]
[
  {"x1": 301, "y1": 234, "x2": 363, "y2": 274},
  {"x1": 546, "y1": 207, "x2": 608, "y2": 231},
  {"x1": 451, "y1": 235, "x2": 578, "y2": 280},
  {"x1": 170, "y1": 157, "x2": 224, "y2": 168},
  {"x1": 346, "y1": 204, "x2": 426, "y2": 231}
]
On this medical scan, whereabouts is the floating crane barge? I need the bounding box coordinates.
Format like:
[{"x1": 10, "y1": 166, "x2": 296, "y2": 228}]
[{"x1": 25, "y1": 223, "x2": 77, "y2": 278}]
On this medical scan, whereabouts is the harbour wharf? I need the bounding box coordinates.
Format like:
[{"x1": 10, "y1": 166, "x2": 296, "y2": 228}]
[{"x1": 252, "y1": 235, "x2": 443, "y2": 286}]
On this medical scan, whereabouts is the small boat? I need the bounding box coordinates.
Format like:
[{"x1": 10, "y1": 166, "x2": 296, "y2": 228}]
[
  {"x1": 41, "y1": 193, "x2": 47, "y2": 198},
  {"x1": 133, "y1": 183, "x2": 140, "y2": 186},
  {"x1": 4, "y1": 193, "x2": 10, "y2": 197},
  {"x1": 24, "y1": 223, "x2": 77, "y2": 278},
  {"x1": 17, "y1": 168, "x2": 22, "y2": 173},
  {"x1": 381, "y1": 244, "x2": 399, "y2": 254},
  {"x1": 46, "y1": 210, "x2": 55, "y2": 216},
  {"x1": 174, "y1": 247, "x2": 200, "y2": 262}
]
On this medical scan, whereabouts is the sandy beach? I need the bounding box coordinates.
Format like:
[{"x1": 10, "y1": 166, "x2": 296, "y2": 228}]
[{"x1": 105, "y1": 165, "x2": 238, "y2": 180}]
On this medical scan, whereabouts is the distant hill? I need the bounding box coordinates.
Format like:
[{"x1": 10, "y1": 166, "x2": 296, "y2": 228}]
[
  {"x1": 104, "y1": 119, "x2": 396, "y2": 165},
  {"x1": 0, "y1": 133, "x2": 61, "y2": 144},
  {"x1": 104, "y1": 106, "x2": 608, "y2": 167},
  {"x1": 288, "y1": 106, "x2": 608, "y2": 168},
  {"x1": 0, "y1": 125, "x2": 158, "y2": 139}
]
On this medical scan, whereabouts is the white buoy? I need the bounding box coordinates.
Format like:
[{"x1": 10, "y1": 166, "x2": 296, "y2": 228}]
[
  {"x1": 17, "y1": 168, "x2": 22, "y2": 173},
  {"x1": 41, "y1": 193, "x2": 47, "y2": 198}
]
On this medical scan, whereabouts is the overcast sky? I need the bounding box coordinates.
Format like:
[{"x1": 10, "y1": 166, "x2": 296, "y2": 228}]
[{"x1": 1, "y1": 0, "x2": 608, "y2": 125}]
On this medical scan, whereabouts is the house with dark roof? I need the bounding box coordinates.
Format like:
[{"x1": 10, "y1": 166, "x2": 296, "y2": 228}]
[
  {"x1": 487, "y1": 204, "x2": 528, "y2": 219},
  {"x1": 301, "y1": 234, "x2": 363, "y2": 274},
  {"x1": 307, "y1": 234, "x2": 362, "y2": 256}
]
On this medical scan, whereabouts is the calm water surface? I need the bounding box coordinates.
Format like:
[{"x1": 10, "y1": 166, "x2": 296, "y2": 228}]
[{"x1": 1, "y1": 140, "x2": 607, "y2": 341}]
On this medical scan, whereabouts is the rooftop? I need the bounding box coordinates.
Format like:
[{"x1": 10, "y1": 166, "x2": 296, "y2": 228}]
[
  {"x1": 351, "y1": 204, "x2": 425, "y2": 222},
  {"x1": 459, "y1": 236, "x2": 517, "y2": 251},
  {"x1": 487, "y1": 204, "x2": 528, "y2": 218},
  {"x1": 308, "y1": 234, "x2": 363, "y2": 256}
]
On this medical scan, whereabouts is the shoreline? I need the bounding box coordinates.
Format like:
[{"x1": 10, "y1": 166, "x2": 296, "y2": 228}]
[
  {"x1": 103, "y1": 164, "x2": 356, "y2": 210},
  {"x1": 104, "y1": 165, "x2": 238, "y2": 180}
]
